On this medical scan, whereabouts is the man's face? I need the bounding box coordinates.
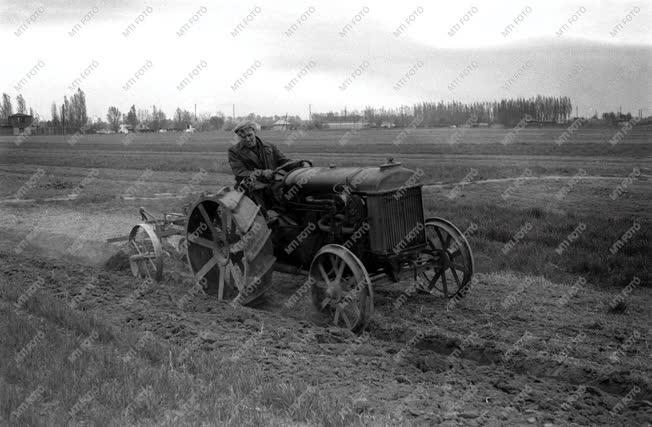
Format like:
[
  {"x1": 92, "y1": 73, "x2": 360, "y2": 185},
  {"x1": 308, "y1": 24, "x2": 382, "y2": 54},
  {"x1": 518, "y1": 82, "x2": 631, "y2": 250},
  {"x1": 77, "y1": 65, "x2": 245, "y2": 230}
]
[{"x1": 237, "y1": 127, "x2": 257, "y2": 147}]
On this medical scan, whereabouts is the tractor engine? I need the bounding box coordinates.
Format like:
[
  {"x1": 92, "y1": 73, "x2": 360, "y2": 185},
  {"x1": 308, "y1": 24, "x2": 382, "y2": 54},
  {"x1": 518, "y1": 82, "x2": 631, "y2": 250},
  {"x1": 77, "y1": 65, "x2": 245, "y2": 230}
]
[{"x1": 279, "y1": 160, "x2": 426, "y2": 261}]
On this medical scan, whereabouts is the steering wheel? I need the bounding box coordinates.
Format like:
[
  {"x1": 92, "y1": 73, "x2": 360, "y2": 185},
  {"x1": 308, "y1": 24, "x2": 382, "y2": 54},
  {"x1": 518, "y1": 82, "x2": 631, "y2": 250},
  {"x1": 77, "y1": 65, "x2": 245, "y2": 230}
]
[{"x1": 273, "y1": 159, "x2": 312, "y2": 179}]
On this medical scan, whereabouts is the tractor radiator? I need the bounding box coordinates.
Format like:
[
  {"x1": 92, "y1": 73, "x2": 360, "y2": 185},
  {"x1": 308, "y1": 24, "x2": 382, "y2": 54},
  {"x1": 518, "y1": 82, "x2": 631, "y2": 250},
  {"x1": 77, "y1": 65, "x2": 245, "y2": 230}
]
[{"x1": 366, "y1": 186, "x2": 425, "y2": 255}]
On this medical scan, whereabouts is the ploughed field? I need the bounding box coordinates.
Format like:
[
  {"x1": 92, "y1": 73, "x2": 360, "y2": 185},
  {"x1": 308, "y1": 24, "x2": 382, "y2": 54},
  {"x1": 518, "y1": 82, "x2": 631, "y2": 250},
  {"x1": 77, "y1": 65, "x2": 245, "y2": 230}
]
[{"x1": 0, "y1": 128, "x2": 650, "y2": 425}]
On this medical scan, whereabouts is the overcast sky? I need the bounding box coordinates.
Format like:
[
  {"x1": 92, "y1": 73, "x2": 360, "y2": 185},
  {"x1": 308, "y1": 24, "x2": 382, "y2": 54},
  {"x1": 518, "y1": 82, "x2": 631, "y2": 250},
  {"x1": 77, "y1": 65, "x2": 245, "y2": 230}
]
[{"x1": 1, "y1": 0, "x2": 650, "y2": 120}]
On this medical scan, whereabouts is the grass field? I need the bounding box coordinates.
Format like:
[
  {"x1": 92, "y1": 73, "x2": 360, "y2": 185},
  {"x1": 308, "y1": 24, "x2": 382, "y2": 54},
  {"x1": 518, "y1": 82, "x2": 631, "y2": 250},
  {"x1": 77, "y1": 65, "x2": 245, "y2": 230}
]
[{"x1": 0, "y1": 128, "x2": 650, "y2": 425}]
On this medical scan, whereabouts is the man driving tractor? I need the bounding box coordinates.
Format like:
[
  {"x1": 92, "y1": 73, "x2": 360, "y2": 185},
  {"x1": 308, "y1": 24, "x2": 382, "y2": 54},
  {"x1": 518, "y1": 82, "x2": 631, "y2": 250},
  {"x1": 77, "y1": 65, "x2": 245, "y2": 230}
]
[{"x1": 228, "y1": 120, "x2": 305, "y2": 221}]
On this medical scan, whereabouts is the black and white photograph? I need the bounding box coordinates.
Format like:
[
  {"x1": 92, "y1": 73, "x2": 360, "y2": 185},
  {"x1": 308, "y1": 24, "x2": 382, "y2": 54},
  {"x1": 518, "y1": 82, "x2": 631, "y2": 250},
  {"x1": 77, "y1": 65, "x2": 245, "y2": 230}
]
[{"x1": 0, "y1": 0, "x2": 650, "y2": 425}]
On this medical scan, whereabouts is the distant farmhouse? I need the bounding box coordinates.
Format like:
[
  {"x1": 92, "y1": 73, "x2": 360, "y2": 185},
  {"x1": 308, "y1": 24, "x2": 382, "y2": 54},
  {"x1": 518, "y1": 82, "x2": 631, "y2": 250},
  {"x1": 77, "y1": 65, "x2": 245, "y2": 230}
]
[
  {"x1": 324, "y1": 120, "x2": 369, "y2": 130},
  {"x1": 135, "y1": 123, "x2": 154, "y2": 132},
  {"x1": 271, "y1": 119, "x2": 290, "y2": 131},
  {"x1": 524, "y1": 117, "x2": 559, "y2": 127},
  {"x1": 0, "y1": 113, "x2": 34, "y2": 135}
]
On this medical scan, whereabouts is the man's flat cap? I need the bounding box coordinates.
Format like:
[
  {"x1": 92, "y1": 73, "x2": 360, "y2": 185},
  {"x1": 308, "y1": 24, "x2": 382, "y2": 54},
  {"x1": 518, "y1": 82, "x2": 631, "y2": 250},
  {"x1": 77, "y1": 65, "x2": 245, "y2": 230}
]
[{"x1": 233, "y1": 120, "x2": 260, "y2": 133}]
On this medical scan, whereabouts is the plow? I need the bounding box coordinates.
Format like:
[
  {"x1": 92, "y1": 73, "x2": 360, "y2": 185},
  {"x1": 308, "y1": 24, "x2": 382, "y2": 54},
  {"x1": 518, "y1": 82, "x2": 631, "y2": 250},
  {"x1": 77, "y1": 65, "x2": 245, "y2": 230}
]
[
  {"x1": 109, "y1": 158, "x2": 474, "y2": 332},
  {"x1": 107, "y1": 207, "x2": 187, "y2": 282}
]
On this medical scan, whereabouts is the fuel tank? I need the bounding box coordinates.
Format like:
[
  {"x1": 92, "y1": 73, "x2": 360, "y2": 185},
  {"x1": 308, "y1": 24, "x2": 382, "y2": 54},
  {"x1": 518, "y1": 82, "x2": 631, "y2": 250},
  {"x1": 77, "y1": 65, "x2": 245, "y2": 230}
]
[{"x1": 283, "y1": 160, "x2": 422, "y2": 195}]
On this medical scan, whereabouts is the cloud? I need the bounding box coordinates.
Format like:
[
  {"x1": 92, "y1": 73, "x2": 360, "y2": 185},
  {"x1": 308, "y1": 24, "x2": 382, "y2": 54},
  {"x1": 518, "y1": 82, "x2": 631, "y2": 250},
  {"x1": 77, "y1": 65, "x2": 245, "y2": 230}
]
[{"x1": 1, "y1": 0, "x2": 649, "y2": 118}]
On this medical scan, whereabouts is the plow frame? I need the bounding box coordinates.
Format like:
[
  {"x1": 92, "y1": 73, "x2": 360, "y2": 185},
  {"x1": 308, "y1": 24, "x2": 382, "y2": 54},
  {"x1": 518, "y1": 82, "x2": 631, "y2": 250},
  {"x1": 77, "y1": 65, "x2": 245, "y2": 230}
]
[{"x1": 107, "y1": 207, "x2": 188, "y2": 281}]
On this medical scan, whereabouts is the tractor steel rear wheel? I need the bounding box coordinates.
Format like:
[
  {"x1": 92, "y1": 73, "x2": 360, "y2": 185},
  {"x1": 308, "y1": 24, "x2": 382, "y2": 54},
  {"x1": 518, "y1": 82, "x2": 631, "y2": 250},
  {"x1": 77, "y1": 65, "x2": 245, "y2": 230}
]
[
  {"x1": 420, "y1": 217, "x2": 474, "y2": 298},
  {"x1": 310, "y1": 245, "x2": 373, "y2": 333},
  {"x1": 185, "y1": 190, "x2": 275, "y2": 305}
]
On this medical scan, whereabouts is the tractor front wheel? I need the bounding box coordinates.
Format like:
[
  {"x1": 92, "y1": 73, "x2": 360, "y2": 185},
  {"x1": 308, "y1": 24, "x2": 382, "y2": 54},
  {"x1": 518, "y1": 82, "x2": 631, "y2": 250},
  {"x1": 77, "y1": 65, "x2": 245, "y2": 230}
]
[
  {"x1": 310, "y1": 244, "x2": 374, "y2": 333},
  {"x1": 419, "y1": 217, "x2": 474, "y2": 298}
]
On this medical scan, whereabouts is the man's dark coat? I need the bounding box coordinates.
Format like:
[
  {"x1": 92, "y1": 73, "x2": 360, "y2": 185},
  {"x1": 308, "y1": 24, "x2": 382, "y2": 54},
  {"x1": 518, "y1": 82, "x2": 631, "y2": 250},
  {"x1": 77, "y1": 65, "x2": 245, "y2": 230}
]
[{"x1": 228, "y1": 136, "x2": 290, "y2": 185}]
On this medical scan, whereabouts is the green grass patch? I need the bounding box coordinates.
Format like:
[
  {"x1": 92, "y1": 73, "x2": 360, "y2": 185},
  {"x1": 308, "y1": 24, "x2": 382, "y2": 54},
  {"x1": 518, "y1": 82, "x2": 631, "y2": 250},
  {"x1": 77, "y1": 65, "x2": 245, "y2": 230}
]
[
  {"x1": 0, "y1": 282, "x2": 370, "y2": 426},
  {"x1": 425, "y1": 200, "x2": 649, "y2": 288}
]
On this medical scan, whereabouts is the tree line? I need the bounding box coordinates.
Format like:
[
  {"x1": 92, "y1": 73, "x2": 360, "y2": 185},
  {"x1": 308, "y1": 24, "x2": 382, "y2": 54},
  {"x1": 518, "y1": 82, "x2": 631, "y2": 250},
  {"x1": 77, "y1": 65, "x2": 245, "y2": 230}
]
[
  {"x1": 0, "y1": 91, "x2": 227, "y2": 133},
  {"x1": 313, "y1": 95, "x2": 574, "y2": 127},
  {"x1": 49, "y1": 89, "x2": 88, "y2": 131},
  {"x1": 103, "y1": 105, "x2": 226, "y2": 132},
  {"x1": 0, "y1": 90, "x2": 88, "y2": 133},
  {"x1": 3, "y1": 90, "x2": 640, "y2": 133}
]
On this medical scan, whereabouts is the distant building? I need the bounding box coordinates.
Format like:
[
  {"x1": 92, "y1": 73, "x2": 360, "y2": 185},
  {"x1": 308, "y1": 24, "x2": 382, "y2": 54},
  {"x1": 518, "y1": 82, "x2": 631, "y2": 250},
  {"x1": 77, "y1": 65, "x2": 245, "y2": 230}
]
[
  {"x1": 271, "y1": 119, "x2": 290, "y2": 131},
  {"x1": 324, "y1": 121, "x2": 369, "y2": 130},
  {"x1": 9, "y1": 113, "x2": 33, "y2": 130},
  {"x1": 525, "y1": 120, "x2": 559, "y2": 127},
  {"x1": 615, "y1": 117, "x2": 634, "y2": 126},
  {"x1": 135, "y1": 123, "x2": 154, "y2": 132},
  {"x1": 0, "y1": 113, "x2": 34, "y2": 135}
]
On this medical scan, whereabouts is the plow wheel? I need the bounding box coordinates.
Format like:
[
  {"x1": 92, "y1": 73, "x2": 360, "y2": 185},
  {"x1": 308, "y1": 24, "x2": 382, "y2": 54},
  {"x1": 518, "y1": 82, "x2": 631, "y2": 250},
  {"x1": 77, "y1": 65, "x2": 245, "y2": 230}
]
[
  {"x1": 185, "y1": 189, "x2": 275, "y2": 305},
  {"x1": 420, "y1": 217, "x2": 474, "y2": 298},
  {"x1": 128, "y1": 224, "x2": 163, "y2": 281},
  {"x1": 310, "y1": 245, "x2": 373, "y2": 333}
]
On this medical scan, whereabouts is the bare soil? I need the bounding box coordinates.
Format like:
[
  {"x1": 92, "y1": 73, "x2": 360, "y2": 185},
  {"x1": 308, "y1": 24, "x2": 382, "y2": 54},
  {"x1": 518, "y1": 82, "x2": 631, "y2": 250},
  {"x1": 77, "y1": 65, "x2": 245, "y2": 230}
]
[
  {"x1": 1, "y1": 198, "x2": 649, "y2": 425},
  {"x1": 1, "y1": 132, "x2": 649, "y2": 425}
]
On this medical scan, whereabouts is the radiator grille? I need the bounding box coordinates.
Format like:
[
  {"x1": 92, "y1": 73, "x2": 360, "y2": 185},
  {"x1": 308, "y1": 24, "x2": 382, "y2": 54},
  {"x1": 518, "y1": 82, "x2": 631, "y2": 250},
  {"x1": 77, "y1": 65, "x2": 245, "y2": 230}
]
[{"x1": 366, "y1": 186, "x2": 425, "y2": 255}]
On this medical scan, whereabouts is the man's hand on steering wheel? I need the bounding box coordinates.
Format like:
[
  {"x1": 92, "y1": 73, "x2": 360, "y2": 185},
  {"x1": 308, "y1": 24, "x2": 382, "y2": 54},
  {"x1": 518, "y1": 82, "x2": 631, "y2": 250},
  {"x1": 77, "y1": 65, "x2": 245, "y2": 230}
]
[{"x1": 273, "y1": 159, "x2": 312, "y2": 176}]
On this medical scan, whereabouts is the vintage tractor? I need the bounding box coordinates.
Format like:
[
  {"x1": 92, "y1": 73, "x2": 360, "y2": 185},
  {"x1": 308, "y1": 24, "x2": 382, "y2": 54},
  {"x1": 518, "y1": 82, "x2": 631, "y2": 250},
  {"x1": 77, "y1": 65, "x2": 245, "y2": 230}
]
[{"x1": 185, "y1": 159, "x2": 474, "y2": 332}]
